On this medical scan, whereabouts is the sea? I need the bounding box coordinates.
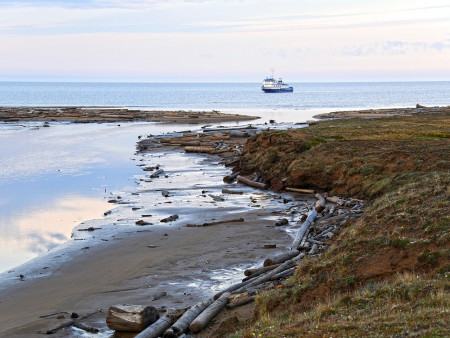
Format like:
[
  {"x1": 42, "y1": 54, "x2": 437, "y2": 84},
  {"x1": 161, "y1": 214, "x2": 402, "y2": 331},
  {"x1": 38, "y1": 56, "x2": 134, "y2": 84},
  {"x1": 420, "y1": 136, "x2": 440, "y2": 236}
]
[{"x1": 0, "y1": 81, "x2": 449, "y2": 273}]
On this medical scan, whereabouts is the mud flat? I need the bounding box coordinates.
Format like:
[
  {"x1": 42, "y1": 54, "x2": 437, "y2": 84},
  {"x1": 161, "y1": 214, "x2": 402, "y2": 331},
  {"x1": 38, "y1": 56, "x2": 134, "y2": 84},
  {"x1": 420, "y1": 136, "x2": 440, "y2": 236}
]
[
  {"x1": 313, "y1": 105, "x2": 450, "y2": 119},
  {"x1": 0, "y1": 107, "x2": 258, "y2": 123}
]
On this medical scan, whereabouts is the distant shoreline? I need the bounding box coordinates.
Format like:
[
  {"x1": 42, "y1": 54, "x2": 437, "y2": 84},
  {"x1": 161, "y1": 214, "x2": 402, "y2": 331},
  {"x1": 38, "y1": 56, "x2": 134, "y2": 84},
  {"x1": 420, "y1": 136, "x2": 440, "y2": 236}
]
[
  {"x1": 313, "y1": 105, "x2": 450, "y2": 119},
  {"x1": 0, "y1": 107, "x2": 259, "y2": 124}
]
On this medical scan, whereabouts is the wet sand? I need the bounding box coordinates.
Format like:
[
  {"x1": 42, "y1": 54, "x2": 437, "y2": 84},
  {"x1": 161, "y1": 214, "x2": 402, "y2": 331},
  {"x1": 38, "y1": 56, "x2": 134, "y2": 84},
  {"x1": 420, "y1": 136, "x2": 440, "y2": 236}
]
[{"x1": 0, "y1": 134, "x2": 310, "y2": 336}]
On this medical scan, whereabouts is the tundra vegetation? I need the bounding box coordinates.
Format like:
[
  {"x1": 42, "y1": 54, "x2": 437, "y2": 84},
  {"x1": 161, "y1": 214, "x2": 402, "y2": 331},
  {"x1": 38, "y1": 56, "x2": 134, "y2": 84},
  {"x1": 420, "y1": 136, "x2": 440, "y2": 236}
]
[{"x1": 233, "y1": 113, "x2": 449, "y2": 336}]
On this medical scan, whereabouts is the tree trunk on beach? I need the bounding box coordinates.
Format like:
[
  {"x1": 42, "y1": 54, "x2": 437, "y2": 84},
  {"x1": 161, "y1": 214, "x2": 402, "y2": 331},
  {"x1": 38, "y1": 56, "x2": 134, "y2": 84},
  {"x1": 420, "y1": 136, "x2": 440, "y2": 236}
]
[
  {"x1": 135, "y1": 308, "x2": 175, "y2": 338},
  {"x1": 264, "y1": 251, "x2": 300, "y2": 267},
  {"x1": 237, "y1": 175, "x2": 267, "y2": 189},
  {"x1": 189, "y1": 292, "x2": 230, "y2": 333},
  {"x1": 164, "y1": 299, "x2": 213, "y2": 337},
  {"x1": 291, "y1": 209, "x2": 318, "y2": 250}
]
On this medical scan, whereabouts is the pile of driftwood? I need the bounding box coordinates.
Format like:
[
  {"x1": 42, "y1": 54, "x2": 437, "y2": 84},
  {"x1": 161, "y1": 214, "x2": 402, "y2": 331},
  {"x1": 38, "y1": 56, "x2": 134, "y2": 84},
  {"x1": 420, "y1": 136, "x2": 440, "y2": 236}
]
[
  {"x1": 139, "y1": 127, "x2": 259, "y2": 156},
  {"x1": 103, "y1": 192, "x2": 363, "y2": 337}
]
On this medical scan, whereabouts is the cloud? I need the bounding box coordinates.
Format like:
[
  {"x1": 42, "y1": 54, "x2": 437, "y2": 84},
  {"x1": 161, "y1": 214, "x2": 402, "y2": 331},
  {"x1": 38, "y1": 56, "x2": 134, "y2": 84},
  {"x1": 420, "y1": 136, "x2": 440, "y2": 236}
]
[
  {"x1": 341, "y1": 40, "x2": 450, "y2": 56},
  {"x1": 0, "y1": 0, "x2": 216, "y2": 9}
]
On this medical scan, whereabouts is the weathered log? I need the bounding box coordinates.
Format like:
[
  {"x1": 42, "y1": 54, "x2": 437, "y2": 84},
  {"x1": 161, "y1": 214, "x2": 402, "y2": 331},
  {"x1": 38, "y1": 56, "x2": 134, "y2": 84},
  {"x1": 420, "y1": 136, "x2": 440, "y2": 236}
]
[
  {"x1": 73, "y1": 321, "x2": 99, "y2": 333},
  {"x1": 229, "y1": 130, "x2": 248, "y2": 137},
  {"x1": 237, "y1": 175, "x2": 267, "y2": 189},
  {"x1": 244, "y1": 264, "x2": 280, "y2": 277},
  {"x1": 314, "y1": 193, "x2": 326, "y2": 212},
  {"x1": 291, "y1": 209, "x2": 318, "y2": 250},
  {"x1": 186, "y1": 218, "x2": 244, "y2": 228},
  {"x1": 164, "y1": 299, "x2": 213, "y2": 337},
  {"x1": 307, "y1": 238, "x2": 324, "y2": 245},
  {"x1": 309, "y1": 243, "x2": 319, "y2": 255},
  {"x1": 202, "y1": 126, "x2": 255, "y2": 132},
  {"x1": 223, "y1": 171, "x2": 240, "y2": 183},
  {"x1": 326, "y1": 196, "x2": 346, "y2": 206},
  {"x1": 214, "y1": 278, "x2": 254, "y2": 300},
  {"x1": 263, "y1": 250, "x2": 300, "y2": 267},
  {"x1": 292, "y1": 252, "x2": 305, "y2": 263},
  {"x1": 233, "y1": 259, "x2": 298, "y2": 294},
  {"x1": 150, "y1": 169, "x2": 164, "y2": 178},
  {"x1": 189, "y1": 292, "x2": 230, "y2": 333},
  {"x1": 184, "y1": 146, "x2": 232, "y2": 154},
  {"x1": 285, "y1": 187, "x2": 315, "y2": 194},
  {"x1": 46, "y1": 310, "x2": 100, "y2": 334},
  {"x1": 184, "y1": 146, "x2": 214, "y2": 153},
  {"x1": 271, "y1": 266, "x2": 296, "y2": 281},
  {"x1": 135, "y1": 308, "x2": 175, "y2": 338},
  {"x1": 316, "y1": 226, "x2": 335, "y2": 239},
  {"x1": 226, "y1": 296, "x2": 255, "y2": 310},
  {"x1": 299, "y1": 228, "x2": 311, "y2": 248},
  {"x1": 222, "y1": 188, "x2": 243, "y2": 195},
  {"x1": 106, "y1": 305, "x2": 159, "y2": 332}
]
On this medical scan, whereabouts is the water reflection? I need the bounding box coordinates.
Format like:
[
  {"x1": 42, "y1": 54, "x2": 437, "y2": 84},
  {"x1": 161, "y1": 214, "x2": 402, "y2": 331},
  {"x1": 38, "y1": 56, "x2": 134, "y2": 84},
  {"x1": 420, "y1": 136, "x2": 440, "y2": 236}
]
[{"x1": 0, "y1": 195, "x2": 109, "y2": 273}]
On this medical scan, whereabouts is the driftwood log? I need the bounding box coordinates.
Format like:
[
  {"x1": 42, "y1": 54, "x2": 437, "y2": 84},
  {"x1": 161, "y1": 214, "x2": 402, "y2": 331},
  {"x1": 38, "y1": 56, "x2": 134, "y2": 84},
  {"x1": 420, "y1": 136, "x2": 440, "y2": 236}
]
[
  {"x1": 150, "y1": 169, "x2": 164, "y2": 178},
  {"x1": 73, "y1": 321, "x2": 99, "y2": 333},
  {"x1": 244, "y1": 264, "x2": 280, "y2": 277},
  {"x1": 285, "y1": 187, "x2": 315, "y2": 194},
  {"x1": 46, "y1": 310, "x2": 100, "y2": 334},
  {"x1": 271, "y1": 266, "x2": 297, "y2": 281},
  {"x1": 106, "y1": 305, "x2": 159, "y2": 332},
  {"x1": 233, "y1": 259, "x2": 298, "y2": 294},
  {"x1": 236, "y1": 175, "x2": 267, "y2": 190},
  {"x1": 135, "y1": 308, "x2": 175, "y2": 338},
  {"x1": 223, "y1": 171, "x2": 240, "y2": 183},
  {"x1": 189, "y1": 292, "x2": 230, "y2": 333},
  {"x1": 326, "y1": 196, "x2": 346, "y2": 205},
  {"x1": 314, "y1": 193, "x2": 326, "y2": 212},
  {"x1": 226, "y1": 296, "x2": 255, "y2": 310},
  {"x1": 291, "y1": 209, "x2": 318, "y2": 250},
  {"x1": 213, "y1": 279, "x2": 254, "y2": 300},
  {"x1": 164, "y1": 299, "x2": 213, "y2": 337},
  {"x1": 184, "y1": 146, "x2": 232, "y2": 154},
  {"x1": 263, "y1": 250, "x2": 300, "y2": 267}
]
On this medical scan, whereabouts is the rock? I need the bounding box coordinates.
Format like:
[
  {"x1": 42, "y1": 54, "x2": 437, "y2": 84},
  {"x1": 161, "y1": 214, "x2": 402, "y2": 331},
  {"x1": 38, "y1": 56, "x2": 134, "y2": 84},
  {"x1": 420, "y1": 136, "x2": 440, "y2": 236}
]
[
  {"x1": 161, "y1": 190, "x2": 170, "y2": 197},
  {"x1": 136, "y1": 220, "x2": 152, "y2": 226},
  {"x1": 209, "y1": 194, "x2": 225, "y2": 202},
  {"x1": 106, "y1": 304, "x2": 159, "y2": 332},
  {"x1": 275, "y1": 218, "x2": 289, "y2": 226},
  {"x1": 161, "y1": 214, "x2": 179, "y2": 223}
]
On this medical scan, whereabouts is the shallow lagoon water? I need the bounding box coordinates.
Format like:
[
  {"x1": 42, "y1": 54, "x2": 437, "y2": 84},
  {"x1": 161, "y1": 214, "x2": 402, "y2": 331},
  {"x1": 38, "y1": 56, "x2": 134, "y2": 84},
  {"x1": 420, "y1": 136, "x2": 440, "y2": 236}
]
[
  {"x1": 0, "y1": 121, "x2": 226, "y2": 273},
  {"x1": 0, "y1": 107, "x2": 320, "y2": 273}
]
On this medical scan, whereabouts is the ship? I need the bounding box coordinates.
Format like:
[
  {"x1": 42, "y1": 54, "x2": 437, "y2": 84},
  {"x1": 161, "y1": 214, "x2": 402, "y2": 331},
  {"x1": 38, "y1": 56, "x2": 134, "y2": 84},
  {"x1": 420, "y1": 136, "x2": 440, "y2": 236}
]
[{"x1": 261, "y1": 73, "x2": 293, "y2": 93}]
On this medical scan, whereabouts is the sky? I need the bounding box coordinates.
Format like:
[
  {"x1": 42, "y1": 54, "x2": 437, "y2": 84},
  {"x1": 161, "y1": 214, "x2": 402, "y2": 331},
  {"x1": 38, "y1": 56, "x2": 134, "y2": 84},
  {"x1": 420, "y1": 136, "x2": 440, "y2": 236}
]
[{"x1": 0, "y1": 0, "x2": 449, "y2": 82}]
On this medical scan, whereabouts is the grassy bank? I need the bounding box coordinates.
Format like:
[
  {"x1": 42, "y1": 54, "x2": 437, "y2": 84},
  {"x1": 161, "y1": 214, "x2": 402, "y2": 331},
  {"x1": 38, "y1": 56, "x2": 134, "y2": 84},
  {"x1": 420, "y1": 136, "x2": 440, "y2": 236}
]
[{"x1": 234, "y1": 113, "x2": 449, "y2": 336}]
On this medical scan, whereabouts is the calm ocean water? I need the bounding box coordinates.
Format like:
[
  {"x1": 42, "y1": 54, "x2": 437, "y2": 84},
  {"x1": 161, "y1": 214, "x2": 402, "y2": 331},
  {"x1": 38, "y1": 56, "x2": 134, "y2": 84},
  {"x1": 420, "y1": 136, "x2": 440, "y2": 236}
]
[
  {"x1": 0, "y1": 81, "x2": 448, "y2": 274},
  {"x1": 0, "y1": 81, "x2": 449, "y2": 111}
]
